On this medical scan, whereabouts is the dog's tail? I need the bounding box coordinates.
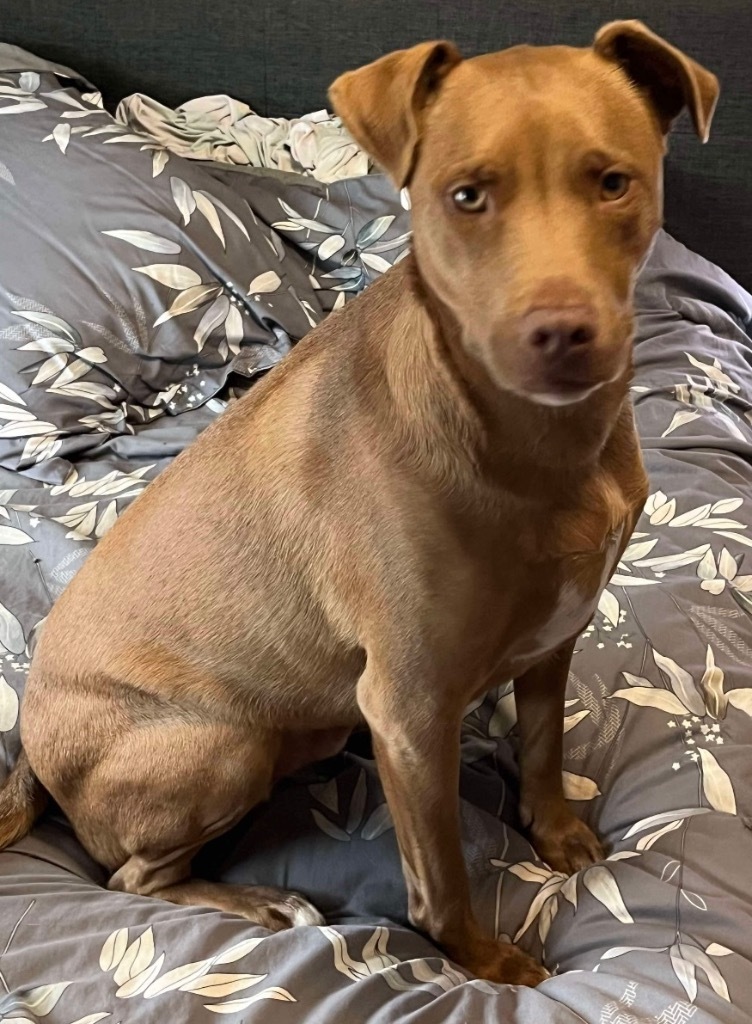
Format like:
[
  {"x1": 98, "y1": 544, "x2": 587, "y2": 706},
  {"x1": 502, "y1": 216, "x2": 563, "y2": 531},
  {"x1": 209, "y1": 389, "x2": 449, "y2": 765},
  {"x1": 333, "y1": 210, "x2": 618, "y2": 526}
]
[{"x1": 0, "y1": 749, "x2": 47, "y2": 849}]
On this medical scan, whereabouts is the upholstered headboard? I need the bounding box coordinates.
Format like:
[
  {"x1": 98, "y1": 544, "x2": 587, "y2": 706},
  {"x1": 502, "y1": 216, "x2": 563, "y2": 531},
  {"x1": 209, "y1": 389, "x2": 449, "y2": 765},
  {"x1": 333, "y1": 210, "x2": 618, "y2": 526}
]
[{"x1": 3, "y1": 0, "x2": 751, "y2": 289}]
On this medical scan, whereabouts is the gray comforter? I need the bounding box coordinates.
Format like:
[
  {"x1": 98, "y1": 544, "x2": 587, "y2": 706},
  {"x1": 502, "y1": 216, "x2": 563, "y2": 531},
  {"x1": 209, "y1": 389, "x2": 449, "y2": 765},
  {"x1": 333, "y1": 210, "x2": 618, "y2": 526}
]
[{"x1": 0, "y1": 53, "x2": 751, "y2": 1024}]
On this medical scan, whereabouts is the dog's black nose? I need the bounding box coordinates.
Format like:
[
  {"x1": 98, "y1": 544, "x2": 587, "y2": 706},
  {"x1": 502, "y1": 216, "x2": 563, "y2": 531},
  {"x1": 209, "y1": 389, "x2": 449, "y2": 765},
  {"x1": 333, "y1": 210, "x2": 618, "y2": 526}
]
[{"x1": 521, "y1": 306, "x2": 598, "y2": 357}]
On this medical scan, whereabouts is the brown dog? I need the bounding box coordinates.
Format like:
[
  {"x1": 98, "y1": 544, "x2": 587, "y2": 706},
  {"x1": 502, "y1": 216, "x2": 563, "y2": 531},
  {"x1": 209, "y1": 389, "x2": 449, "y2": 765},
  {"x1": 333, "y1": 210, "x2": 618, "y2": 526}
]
[{"x1": 0, "y1": 22, "x2": 717, "y2": 985}]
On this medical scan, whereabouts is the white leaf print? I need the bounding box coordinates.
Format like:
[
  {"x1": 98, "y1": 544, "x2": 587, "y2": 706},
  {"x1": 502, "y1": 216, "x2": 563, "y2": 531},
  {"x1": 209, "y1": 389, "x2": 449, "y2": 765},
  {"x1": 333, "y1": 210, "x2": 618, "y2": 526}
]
[
  {"x1": 698, "y1": 748, "x2": 736, "y2": 814},
  {"x1": 621, "y1": 538, "x2": 658, "y2": 561},
  {"x1": 311, "y1": 809, "x2": 350, "y2": 841},
  {"x1": 0, "y1": 159, "x2": 15, "y2": 185},
  {"x1": 634, "y1": 545, "x2": 709, "y2": 572},
  {"x1": 0, "y1": 526, "x2": 33, "y2": 546},
  {"x1": 706, "y1": 943, "x2": 733, "y2": 956},
  {"x1": 102, "y1": 230, "x2": 181, "y2": 254},
  {"x1": 321, "y1": 927, "x2": 367, "y2": 980},
  {"x1": 368, "y1": 230, "x2": 412, "y2": 254},
  {"x1": 701, "y1": 646, "x2": 726, "y2": 719},
  {"x1": 194, "y1": 191, "x2": 251, "y2": 241},
  {"x1": 31, "y1": 354, "x2": 68, "y2": 385},
  {"x1": 583, "y1": 866, "x2": 633, "y2": 923},
  {"x1": 143, "y1": 958, "x2": 214, "y2": 997},
  {"x1": 598, "y1": 589, "x2": 619, "y2": 627},
  {"x1": 22, "y1": 435, "x2": 62, "y2": 465},
  {"x1": 719, "y1": 547, "x2": 737, "y2": 579},
  {"x1": 116, "y1": 953, "x2": 165, "y2": 998},
  {"x1": 563, "y1": 709, "x2": 590, "y2": 732},
  {"x1": 205, "y1": 987, "x2": 295, "y2": 1013},
  {"x1": 695, "y1": 518, "x2": 746, "y2": 530},
  {"x1": 113, "y1": 927, "x2": 155, "y2": 986},
  {"x1": 19, "y1": 71, "x2": 40, "y2": 92},
  {"x1": 134, "y1": 264, "x2": 202, "y2": 289},
  {"x1": 623, "y1": 807, "x2": 710, "y2": 840},
  {"x1": 68, "y1": 1014, "x2": 111, "y2": 1024},
  {"x1": 610, "y1": 687, "x2": 688, "y2": 714},
  {"x1": 400, "y1": 188, "x2": 411, "y2": 209},
  {"x1": 82, "y1": 125, "x2": 124, "y2": 137},
  {"x1": 333, "y1": 291, "x2": 346, "y2": 311},
  {"x1": 356, "y1": 215, "x2": 395, "y2": 249},
  {"x1": 661, "y1": 860, "x2": 681, "y2": 882},
  {"x1": 194, "y1": 192, "x2": 226, "y2": 248},
  {"x1": 601, "y1": 945, "x2": 665, "y2": 960},
  {"x1": 194, "y1": 296, "x2": 229, "y2": 351},
  {"x1": 672, "y1": 503, "x2": 713, "y2": 528},
  {"x1": 653, "y1": 650, "x2": 704, "y2": 715},
  {"x1": 513, "y1": 877, "x2": 565, "y2": 941},
  {"x1": 360, "y1": 252, "x2": 392, "y2": 274},
  {"x1": 0, "y1": 386, "x2": 24, "y2": 408},
  {"x1": 346, "y1": 770, "x2": 367, "y2": 833},
  {"x1": 537, "y1": 894, "x2": 558, "y2": 945},
  {"x1": 649, "y1": 498, "x2": 676, "y2": 525},
  {"x1": 100, "y1": 927, "x2": 130, "y2": 971},
  {"x1": 671, "y1": 947, "x2": 697, "y2": 1002},
  {"x1": 0, "y1": 675, "x2": 19, "y2": 730},
  {"x1": 213, "y1": 938, "x2": 266, "y2": 965},
  {"x1": 607, "y1": 851, "x2": 640, "y2": 861},
  {"x1": 10, "y1": 983, "x2": 71, "y2": 1015},
  {"x1": 696, "y1": 548, "x2": 716, "y2": 580},
  {"x1": 180, "y1": 973, "x2": 266, "y2": 996},
  {"x1": 15, "y1": 311, "x2": 81, "y2": 345},
  {"x1": 488, "y1": 689, "x2": 516, "y2": 737},
  {"x1": 95, "y1": 500, "x2": 118, "y2": 538},
  {"x1": 104, "y1": 133, "x2": 151, "y2": 144},
  {"x1": 0, "y1": 404, "x2": 35, "y2": 422},
  {"x1": 681, "y1": 944, "x2": 730, "y2": 1000},
  {"x1": 645, "y1": 491, "x2": 667, "y2": 515},
  {"x1": 362, "y1": 802, "x2": 393, "y2": 840},
  {"x1": 562, "y1": 771, "x2": 600, "y2": 800},
  {"x1": 51, "y1": 358, "x2": 91, "y2": 388},
  {"x1": 609, "y1": 574, "x2": 658, "y2": 587},
  {"x1": 225, "y1": 305, "x2": 243, "y2": 353},
  {"x1": 662, "y1": 409, "x2": 701, "y2": 437},
  {"x1": 20, "y1": 336, "x2": 74, "y2": 355},
  {"x1": 681, "y1": 890, "x2": 707, "y2": 911},
  {"x1": 248, "y1": 271, "x2": 282, "y2": 295},
  {"x1": 635, "y1": 818, "x2": 683, "y2": 850},
  {"x1": 154, "y1": 285, "x2": 221, "y2": 327},
  {"x1": 622, "y1": 672, "x2": 652, "y2": 687},
  {"x1": 507, "y1": 862, "x2": 555, "y2": 885},
  {"x1": 561, "y1": 874, "x2": 577, "y2": 907},
  {"x1": 318, "y1": 234, "x2": 346, "y2": 260},
  {"x1": 170, "y1": 177, "x2": 197, "y2": 224},
  {"x1": 278, "y1": 199, "x2": 333, "y2": 233},
  {"x1": 362, "y1": 927, "x2": 399, "y2": 971},
  {"x1": 152, "y1": 148, "x2": 168, "y2": 177},
  {"x1": 712, "y1": 498, "x2": 743, "y2": 515},
  {"x1": 0, "y1": 99, "x2": 45, "y2": 114},
  {"x1": 52, "y1": 122, "x2": 71, "y2": 154},
  {"x1": 726, "y1": 688, "x2": 752, "y2": 714}
]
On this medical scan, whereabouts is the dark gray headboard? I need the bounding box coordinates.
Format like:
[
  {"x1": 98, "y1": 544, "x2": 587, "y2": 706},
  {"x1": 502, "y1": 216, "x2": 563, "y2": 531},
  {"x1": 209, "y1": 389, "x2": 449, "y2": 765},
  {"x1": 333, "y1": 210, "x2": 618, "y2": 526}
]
[{"x1": 3, "y1": 0, "x2": 751, "y2": 289}]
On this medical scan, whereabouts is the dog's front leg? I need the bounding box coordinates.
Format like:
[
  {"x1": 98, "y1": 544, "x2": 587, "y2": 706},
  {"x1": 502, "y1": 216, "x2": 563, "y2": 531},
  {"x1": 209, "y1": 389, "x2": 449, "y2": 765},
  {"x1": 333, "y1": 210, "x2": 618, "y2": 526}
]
[
  {"x1": 514, "y1": 639, "x2": 605, "y2": 874},
  {"x1": 358, "y1": 669, "x2": 547, "y2": 986}
]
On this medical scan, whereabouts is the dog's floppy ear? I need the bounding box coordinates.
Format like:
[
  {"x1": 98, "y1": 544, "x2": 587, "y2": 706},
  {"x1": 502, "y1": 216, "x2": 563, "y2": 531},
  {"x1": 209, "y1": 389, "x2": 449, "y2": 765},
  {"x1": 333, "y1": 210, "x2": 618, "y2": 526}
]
[
  {"x1": 329, "y1": 41, "x2": 462, "y2": 187},
  {"x1": 594, "y1": 20, "x2": 719, "y2": 142}
]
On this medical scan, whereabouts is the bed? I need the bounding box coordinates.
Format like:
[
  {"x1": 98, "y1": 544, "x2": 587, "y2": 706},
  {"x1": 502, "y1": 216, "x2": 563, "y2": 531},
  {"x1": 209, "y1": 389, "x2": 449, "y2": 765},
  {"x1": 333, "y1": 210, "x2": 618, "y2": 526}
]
[{"x1": 0, "y1": 4, "x2": 751, "y2": 1022}]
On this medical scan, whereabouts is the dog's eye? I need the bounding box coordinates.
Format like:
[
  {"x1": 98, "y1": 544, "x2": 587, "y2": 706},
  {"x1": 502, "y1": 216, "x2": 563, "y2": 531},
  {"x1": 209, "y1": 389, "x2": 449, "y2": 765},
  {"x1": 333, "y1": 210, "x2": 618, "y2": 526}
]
[
  {"x1": 452, "y1": 185, "x2": 488, "y2": 213},
  {"x1": 600, "y1": 172, "x2": 631, "y2": 201}
]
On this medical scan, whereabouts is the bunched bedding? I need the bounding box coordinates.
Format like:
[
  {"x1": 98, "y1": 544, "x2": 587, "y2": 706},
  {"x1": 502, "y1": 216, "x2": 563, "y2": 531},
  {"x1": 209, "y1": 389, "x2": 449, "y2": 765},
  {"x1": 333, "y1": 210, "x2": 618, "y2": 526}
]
[{"x1": 0, "y1": 49, "x2": 751, "y2": 1024}]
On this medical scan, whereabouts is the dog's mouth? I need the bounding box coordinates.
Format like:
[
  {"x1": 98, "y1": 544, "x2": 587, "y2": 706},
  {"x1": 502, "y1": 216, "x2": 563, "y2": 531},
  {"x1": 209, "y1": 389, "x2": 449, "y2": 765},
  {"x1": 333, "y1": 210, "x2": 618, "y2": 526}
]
[{"x1": 525, "y1": 379, "x2": 607, "y2": 407}]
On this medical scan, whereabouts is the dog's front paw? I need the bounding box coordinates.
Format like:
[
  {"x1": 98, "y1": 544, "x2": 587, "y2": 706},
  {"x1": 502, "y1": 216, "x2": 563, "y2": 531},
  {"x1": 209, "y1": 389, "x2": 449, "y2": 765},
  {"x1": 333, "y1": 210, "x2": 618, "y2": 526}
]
[
  {"x1": 532, "y1": 812, "x2": 604, "y2": 875},
  {"x1": 448, "y1": 935, "x2": 549, "y2": 986}
]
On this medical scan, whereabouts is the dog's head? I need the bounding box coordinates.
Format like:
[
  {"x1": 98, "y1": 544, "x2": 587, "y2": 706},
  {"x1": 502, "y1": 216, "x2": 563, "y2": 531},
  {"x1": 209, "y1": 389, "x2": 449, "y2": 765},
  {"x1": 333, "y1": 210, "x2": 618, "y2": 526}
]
[{"x1": 330, "y1": 23, "x2": 718, "y2": 407}]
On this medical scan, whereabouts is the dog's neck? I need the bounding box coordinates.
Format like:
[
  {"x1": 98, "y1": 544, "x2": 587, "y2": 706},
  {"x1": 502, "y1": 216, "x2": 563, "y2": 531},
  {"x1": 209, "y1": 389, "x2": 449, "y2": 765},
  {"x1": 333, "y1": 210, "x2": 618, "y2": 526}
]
[{"x1": 380, "y1": 255, "x2": 633, "y2": 494}]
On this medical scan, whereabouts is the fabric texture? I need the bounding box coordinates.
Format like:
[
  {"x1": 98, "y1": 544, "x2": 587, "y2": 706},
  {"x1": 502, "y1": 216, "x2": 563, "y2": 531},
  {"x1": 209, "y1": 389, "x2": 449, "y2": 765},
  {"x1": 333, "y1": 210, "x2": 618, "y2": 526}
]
[
  {"x1": 1, "y1": 55, "x2": 752, "y2": 1024},
  {"x1": 116, "y1": 93, "x2": 369, "y2": 182}
]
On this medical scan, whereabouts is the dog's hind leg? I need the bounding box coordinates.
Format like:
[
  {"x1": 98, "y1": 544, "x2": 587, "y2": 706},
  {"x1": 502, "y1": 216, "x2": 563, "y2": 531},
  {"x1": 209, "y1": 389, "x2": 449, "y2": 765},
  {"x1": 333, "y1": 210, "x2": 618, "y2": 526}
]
[{"x1": 72, "y1": 719, "x2": 323, "y2": 929}]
